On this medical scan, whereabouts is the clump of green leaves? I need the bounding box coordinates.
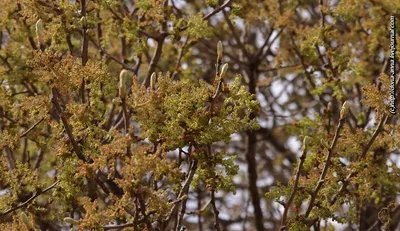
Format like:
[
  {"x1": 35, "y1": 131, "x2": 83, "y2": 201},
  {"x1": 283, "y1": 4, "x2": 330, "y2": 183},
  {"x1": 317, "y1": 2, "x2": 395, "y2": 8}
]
[{"x1": 131, "y1": 73, "x2": 259, "y2": 151}]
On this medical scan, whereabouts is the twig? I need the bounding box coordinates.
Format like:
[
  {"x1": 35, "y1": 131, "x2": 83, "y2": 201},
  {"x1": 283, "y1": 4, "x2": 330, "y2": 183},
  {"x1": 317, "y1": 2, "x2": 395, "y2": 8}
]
[
  {"x1": 305, "y1": 117, "x2": 345, "y2": 218},
  {"x1": 138, "y1": 190, "x2": 153, "y2": 231},
  {"x1": 80, "y1": 0, "x2": 88, "y2": 104},
  {"x1": 258, "y1": 64, "x2": 300, "y2": 73},
  {"x1": 174, "y1": 159, "x2": 198, "y2": 231},
  {"x1": 0, "y1": 180, "x2": 60, "y2": 217},
  {"x1": 330, "y1": 115, "x2": 388, "y2": 205},
  {"x1": 172, "y1": 36, "x2": 190, "y2": 80},
  {"x1": 203, "y1": 0, "x2": 232, "y2": 21},
  {"x1": 103, "y1": 222, "x2": 138, "y2": 230},
  {"x1": 121, "y1": 98, "x2": 131, "y2": 156},
  {"x1": 280, "y1": 146, "x2": 308, "y2": 229},
  {"x1": 210, "y1": 190, "x2": 221, "y2": 231},
  {"x1": 50, "y1": 87, "x2": 85, "y2": 161},
  {"x1": 20, "y1": 118, "x2": 44, "y2": 138},
  {"x1": 87, "y1": 35, "x2": 136, "y2": 72},
  {"x1": 143, "y1": 35, "x2": 166, "y2": 87},
  {"x1": 222, "y1": 10, "x2": 250, "y2": 59},
  {"x1": 179, "y1": 0, "x2": 233, "y2": 32}
]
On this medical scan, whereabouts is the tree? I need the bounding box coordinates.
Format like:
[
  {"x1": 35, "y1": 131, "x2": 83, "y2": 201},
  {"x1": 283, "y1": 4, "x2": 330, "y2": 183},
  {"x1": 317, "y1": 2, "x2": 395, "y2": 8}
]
[{"x1": 0, "y1": 0, "x2": 399, "y2": 231}]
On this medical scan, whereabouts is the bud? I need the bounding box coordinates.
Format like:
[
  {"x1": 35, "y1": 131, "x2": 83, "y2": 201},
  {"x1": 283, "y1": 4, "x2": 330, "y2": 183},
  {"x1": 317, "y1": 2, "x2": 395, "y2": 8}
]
[
  {"x1": 217, "y1": 41, "x2": 223, "y2": 60},
  {"x1": 340, "y1": 101, "x2": 349, "y2": 120},
  {"x1": 35, "y1": 19, "x2": 44, "y2": 44},
  {"x1": 220, "y1": 63, "x2": 228, "y2": 79},
  {"x1": 302, "y1": 136, "x2": 309, "y2": 151},
  {"x1": 79, "y1": 16, "x2": 87, "y2": 27},
  {"x1": 119, "y1": 69, "x2": 131, "y2": 98},
  {"x1": 327, "y1": 102, "x2": 332, "y2": 112},
  {"x1": 320, "y1": 138, "x2": 329, "y2": 149},
  {"x1": 20, "y1": 212, "x2": 33, "y2": 229},
  {"x1": 64, "y1": 217, "x2": 80, "y2": 225},
  {"x1": 150, "y1": 72, "x2": 157, "y2": 90},
  {"x1": 112, "y1": 98, "x2": 121, "y2": 105}
]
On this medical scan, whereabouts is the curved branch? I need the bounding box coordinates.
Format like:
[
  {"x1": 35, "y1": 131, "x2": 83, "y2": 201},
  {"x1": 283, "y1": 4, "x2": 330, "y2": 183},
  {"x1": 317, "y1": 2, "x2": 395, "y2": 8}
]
[{"x1": 0, "y1": 180, "x2": 60, "y2": 217}]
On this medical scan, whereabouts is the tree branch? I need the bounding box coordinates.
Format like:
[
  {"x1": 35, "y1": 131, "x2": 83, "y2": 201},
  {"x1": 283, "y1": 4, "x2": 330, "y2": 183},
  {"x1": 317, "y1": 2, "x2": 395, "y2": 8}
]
[
  {"x1": 280, "y1": 146, "x2": 308, "y2": 229},
  {"x1": 305, "y1": 117, "x2": 346, "y2": 218},
  {"x1": 20, "y1": 118, "x2": 44, "y2": 138},
  {"x1": 0, "y1": 180, "x2": 60, "y2": 217},
  {"x1": 210, "y1": 190, "x2": 221, "y2": 231}
]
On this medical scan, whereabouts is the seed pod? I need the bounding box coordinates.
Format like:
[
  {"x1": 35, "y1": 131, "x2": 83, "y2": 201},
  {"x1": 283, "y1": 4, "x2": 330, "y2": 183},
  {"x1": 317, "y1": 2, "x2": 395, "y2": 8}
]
[
  {"x1": 220, "y1": 63, "x2": 228, "y2": 79},
  {"x1": 340, "y1": 101, "x2": 349, "y2": 120},
  {"x1": 150, "y1": 72, "x2": 157, "y2": 90},
  {"x1": 64, "y1": 217, "x2": 80, "y2": 225},
  {"x1": 217, "y1": 41, "x2": 223, "y2": 60},
  {"x1": 35, "y1": 19, "x2": 44, "y2": 44}
]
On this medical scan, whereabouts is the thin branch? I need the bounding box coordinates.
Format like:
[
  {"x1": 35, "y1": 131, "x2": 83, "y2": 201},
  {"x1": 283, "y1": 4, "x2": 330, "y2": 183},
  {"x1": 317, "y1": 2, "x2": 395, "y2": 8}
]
[
  {"x1": 210, "y1": 190, "x2": 221, "y2": 231},
  {"x1": 121, "y1": 98, "x2": 131, "y2": 156},
  {"x1": 222, "y1": 10, "x2": 250, "y2": 59},
  {"x1": 0, "y1": 180, "x2": 60, "y2": 217},
  {"x1": 51, "y1": 87, "x2": 85, "y2": 161},
  {"x1": 359, "y1": 115, "x2": 388, "y2": 160},
  {"x1": 80, "y1": 0, "x2": 89, "y2": 104},
  {"x1": 142, "y1": 36, "x2": 166, "y2": 87},
  {"x1": 172, "y1": 36, "x2": 189, "y2": 80},
  {"x1": 166, "y1": 158, "x2": 198, "y2": 230},
  {"x1": 203, "y1": 0, "x2": 232, "y2": 21},
  {"x1": 305, "y1": 117, "x2": 346, "y2": 218},
  {"x1": 330, "y1": 115, "x2": 388, "y2": 205},
  {"x1": 258, "y1": 64, "x2": 300, "y2": 73},
  {"x1": 87, "y1": 35, "x2": 136, "y2": 72},
  {"x1": 103, "y1": 222, "x2": 138, "y2": 230},
  {"x1": 0, "y1": 54, "x2": 12, "y2": 71},
  {"x1": 280, "y1": 147, "x2": 308, "y2": 229},
  {"x1": 20, "y1": 118, "x2": 44, "y2": 138}
]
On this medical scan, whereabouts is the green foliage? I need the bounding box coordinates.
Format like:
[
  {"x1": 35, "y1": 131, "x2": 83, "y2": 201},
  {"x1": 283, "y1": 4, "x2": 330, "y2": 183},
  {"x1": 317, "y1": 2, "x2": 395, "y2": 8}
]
[
  {"x1": 186, "y1": 12, "x2": 213, "y2": 39},
  {"x1": 132, "y1": 74, "x2": 259, "y2": 150}
]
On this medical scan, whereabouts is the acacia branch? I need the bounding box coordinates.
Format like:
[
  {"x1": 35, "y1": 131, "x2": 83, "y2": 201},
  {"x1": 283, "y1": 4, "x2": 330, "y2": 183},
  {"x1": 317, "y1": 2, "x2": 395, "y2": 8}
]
[
  {"x1": 330, "y1": 115, "x2": 388, "y2": 205},
  {"x1": 172, "y1": 36, "x2": 189, "y2": 80},
  {"x1": 167, "y1": 158, "x2": 198, "y2": 230},
  {"x1": 20, "y1": 118, "x2": 44, "y2": 138},
  {"x1": 0, "y1": 180, "x2": 60, "y2": 217},
  {"x1": 87, "y1": 35, "x2": 136, "y2": 72},
  {"x1": 143, "y1": 36, "x2": 166, "y2": 87},
  {"x1": 0, "y1": 54, "x2": 12, "y2": 71},
  {"x1": 179, "y1": 0, "x2": 233, "y2": 32},
  {"x1": 210, "y1": 190, "x2": 221, "y2": 231},
  {"x1": 121, "y1": 98, "x2": 131, "y2": 156},
  {"x1": 103, "y1": 222, "x2": 136, "y2": 230},
  {"x1": 80, "y1": 0, "x2": 89, "y2": 104},
  {"x1": 280, "y1": 147, "x2": 308, "y2": 230},
  {"x1": 222, "y1": 10, "x2": 250, "y2": 59},
  {"x1": 51, "y1": 88, "x2": 85, "y2": 161},
  {"x1": 305, "y1": 117, "x2": 345, "y2": 218},
  {"x1": 203, "y1": 0, "x2": 232, "y2": 21}
]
